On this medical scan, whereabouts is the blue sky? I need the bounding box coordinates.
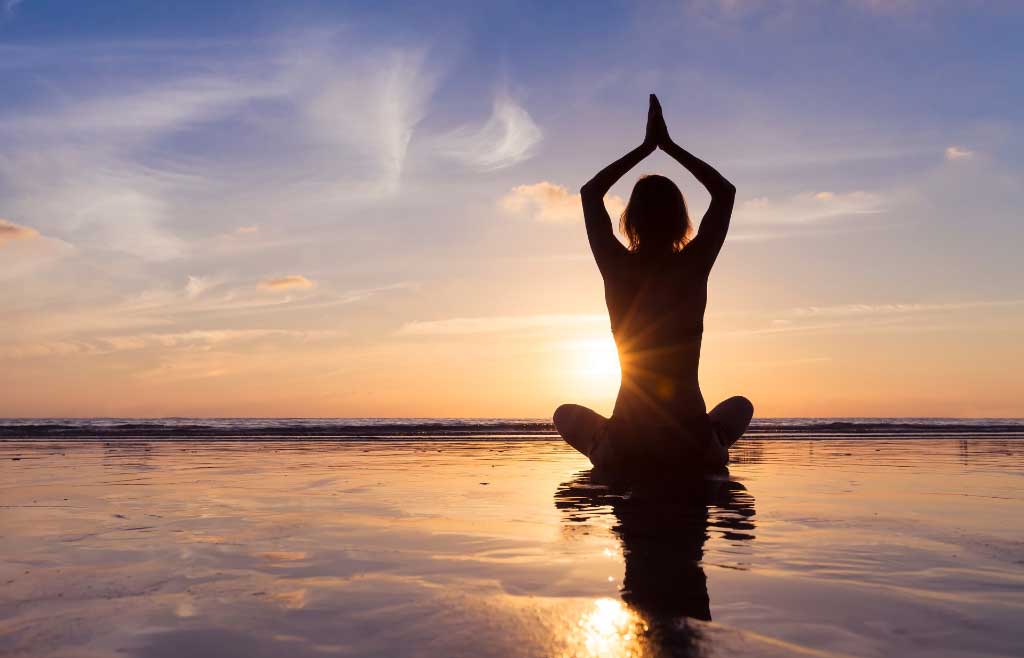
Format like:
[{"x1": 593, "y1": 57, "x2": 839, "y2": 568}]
[{"x1": 2, "y1": 0, "x2": 1022, "y2": 417}]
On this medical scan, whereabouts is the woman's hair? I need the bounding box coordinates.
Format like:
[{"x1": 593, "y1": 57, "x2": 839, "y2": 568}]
[{"x1": 619, "y1": 174, "x2": 692, "y2": 253}]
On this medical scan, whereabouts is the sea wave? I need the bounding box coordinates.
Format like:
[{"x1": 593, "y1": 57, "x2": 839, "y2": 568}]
[{"x1": 1, "y1": 417, "x2": 1022, "y2": 440}]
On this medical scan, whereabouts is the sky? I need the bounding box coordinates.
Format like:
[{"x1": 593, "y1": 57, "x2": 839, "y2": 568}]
[{"x1": 2, "y1": 0, "x2": 1023, "y2": 418}]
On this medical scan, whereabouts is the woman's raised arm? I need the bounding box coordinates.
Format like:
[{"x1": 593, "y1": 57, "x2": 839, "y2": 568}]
[
  {"x1": 654, "y1": 95, "x2": 736, "y2": 269},
  {"x1": 580, "y1": 97, "x2": 662, "y2": 272}
]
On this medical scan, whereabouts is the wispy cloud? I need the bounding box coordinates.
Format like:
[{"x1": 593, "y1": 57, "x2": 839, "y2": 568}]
[
  {"x1": 944, "y1": 145, "x2": 975, "y2": 161},
  {"x1": 500, "y1": 182, "x2": 626, "y2": 223},
  {"x1": 2, "y1": 142, "x2": 191, "y2": 262},
  {"x1": 2, "y1": 277, "x2": 412, "y2": 353},
  {"x1": 436, "y1": 94, "x2": 542, "y2": 170},
  {"x1": 305, "y1": 46, "x2": 436, "y2": 193},
  {"x1": 693, "y1": 0, "x2": 923, "y2": 21},
  {"x1": 0, "y1": 328, "x2": 337, "y2": 360},
  {"x1": 115, "y1": 328, "x2": 331, "y2": 350},
  {"x1": 717, "y1": 298, "x2": 1024, "y2": 338},
  {"x1": 788, "y1": 299, "x2": 1024, "y2": 318},
  {"x1": 0, "y1": 35, "x2": 441, "y2": 264},
  {"x1": 3, "y1": 76, "x2": 278, "y2": 142},
  {"x1": 749, "y1": 356, "x2": 833, "y2": 367},
  {"x1": 332, "y1": 281, "x2": 418, "y2": 305},
  {"x1": 259, "y1": 275, "x2": 315, "y2": 292},
  {"x1": 852, "y1": 0, "x2": 920, "y2": 15},
  {"x1": 184, "y1": 275, "x2": 216, "y2": 299},
  {"x1": 735, "y1": 190, "x2": 882, "y2": 226},
  {"x1": 397, "y1": 313, "x2": 606, "y2": 336}
]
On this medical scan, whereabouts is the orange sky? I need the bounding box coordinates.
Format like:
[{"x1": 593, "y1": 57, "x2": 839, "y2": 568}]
[{"x1": 2, "y1": 2, "x2": 1023, "y2": 418}]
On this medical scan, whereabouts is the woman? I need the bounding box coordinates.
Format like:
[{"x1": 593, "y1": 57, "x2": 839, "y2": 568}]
[{"x1": 554, "y1": 94, "x2": 753, "y2": 477}]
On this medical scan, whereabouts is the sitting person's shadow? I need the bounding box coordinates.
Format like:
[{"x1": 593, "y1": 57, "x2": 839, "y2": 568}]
[{"x1": 555, "y1": 469, "x2": 755, "y2": 652}]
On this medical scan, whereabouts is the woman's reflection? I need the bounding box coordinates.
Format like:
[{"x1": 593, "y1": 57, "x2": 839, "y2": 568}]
[{"x1": 555, "y1": 469, "x2": 755, "y2": 652}]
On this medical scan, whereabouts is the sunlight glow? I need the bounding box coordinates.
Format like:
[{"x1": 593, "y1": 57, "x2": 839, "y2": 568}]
[
  {"x1": 570, "y1": 597, "x2": 643, "y2": 658},
  {"x1": 570, "y1": 337, "x2": 621, "y2": 384}
]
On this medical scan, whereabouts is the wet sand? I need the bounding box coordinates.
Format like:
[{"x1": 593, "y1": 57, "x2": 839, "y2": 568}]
[{"x1": 1, "y1": 436, "x2": 1021, "y2": 657}]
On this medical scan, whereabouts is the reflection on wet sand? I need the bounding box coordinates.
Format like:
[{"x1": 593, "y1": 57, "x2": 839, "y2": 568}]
[
  {"x1": 556, "y1": 470, "x2": 755, "y2": 656},
  {"x1": 3, "y1": 437, "x2": 1021, "y2": 657}
]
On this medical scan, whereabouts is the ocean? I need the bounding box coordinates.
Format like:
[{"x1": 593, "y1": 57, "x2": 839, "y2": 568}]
[
  {"x1": 2, "y1": 416, "x2": 1023, "y2": 440},
  {"x1": 2, "y1": 419, "x2": 1021, "y2": 657}
]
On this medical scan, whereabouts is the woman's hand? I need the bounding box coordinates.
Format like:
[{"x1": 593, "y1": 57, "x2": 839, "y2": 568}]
[
  {"x1": 582, "y1": 94, "x2": 665, "y2": 200},
  {"x1": 644, "y1": 93, "x2": 670, "y2": 148}
]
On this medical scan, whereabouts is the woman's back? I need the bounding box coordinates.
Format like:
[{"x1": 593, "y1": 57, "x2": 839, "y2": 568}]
[{"x1": 603, "y1": 249, "x2": 710, "y2": 428}]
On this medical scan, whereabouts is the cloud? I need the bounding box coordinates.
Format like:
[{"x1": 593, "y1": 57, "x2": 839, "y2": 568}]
[
  {"x1": 0, "y1": 218, "x2": 38, "y2": 244},
  {"x1": 332, "y1": 281, "x2": 418, "y2": 305},
  {"x1": 184, "y1": 275, "x2": 215, "y2": 299},
  {"x1": 2, "y1": 276, "x2": 411, "y2": 356},
  {"x1": 735, "y1": 190, "x2": 882, "y2": 225},
  {"x1": 0, "y1": 37, "x2": 441, "y2": 265},
  {"x1": 0, "y1": 341, "x2": 87, "y2": 360},
  {"x1": 500, "y1": 182, "x2": 626, "y2": 223},
  {"x1": 4, "y1": 76, "x2": 279, "y2": 143},
  {"x1": 118, "y1": 329, "x2": 328, "y2": 350},
  {"x1": 788, "y1": 299, "x2": 1024, "y2": 318},
  {"x1": 0, "y1": 219, "x2": 74, "y2": 278},
  {"x1": 259, "y1": 275, "x2": 315, "y2": 291},
  {"x1": 436, "y1": 94, "x2": 542, "y2": 170},
  {"x1": 397, "y1": 313, "x2": 606, "y2": 336},
  {"x1": 945, "y1": 146, "x2": 975, "y2": 161},
  {"x1": 70, "y1": 179, "x2": 186, "y2": 260},
  {"x1": 714, "y1": 298, "x2": 1024, "y2": 338},
  {"x1": 0, "y1": 69, "x2": 227, "y2": 263},
  {"x1": 851, "y1": 0, "x2": 920, "y2": 14},
  {"x1": 305, "y1": 47, "x2": 436, "y2": 193},
  {"x1": 0, "y1": 328, "x2": 336, "y2": 360},
  {"x1": 749, "y1": 356, "x2": 833, "y2": 367},
  {"x1": 693, "y1": 0, "x2": 921, "y2": 20},
  {"x1": 0, "y1": 147, "x2": 190, "y2": 261}
]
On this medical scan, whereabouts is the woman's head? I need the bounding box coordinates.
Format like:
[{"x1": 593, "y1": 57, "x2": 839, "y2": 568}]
[{"x1": 619, "y1": 174, "x2": 691, "y2": 254}]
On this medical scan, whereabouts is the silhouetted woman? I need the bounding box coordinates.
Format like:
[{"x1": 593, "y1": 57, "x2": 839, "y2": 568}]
[{"x1": 554, "y1": 94, "x2": 753, "y2": 477}]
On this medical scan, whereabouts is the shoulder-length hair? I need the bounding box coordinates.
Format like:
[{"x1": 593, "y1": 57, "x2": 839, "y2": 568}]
[{"x1": 619, "y1": 174, "x2": 692, "y2": 253}]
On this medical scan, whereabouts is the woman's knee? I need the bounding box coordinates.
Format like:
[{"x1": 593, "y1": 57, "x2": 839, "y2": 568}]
[
  {"x1": 553, "y1": 403, "x2": 580, "y2": 434},
  {"x1": 709, "y1": 396, "x2": 754, "y2": 439},
  {"x1": 554, "y1": 403, "x2": 605, "y2": 439},
  {"x1": 711, "y1": 395, "x2": 753, "y2": 418},
  {"x1": 730, "y1": 396, "x2": 754, "y2": 423}
]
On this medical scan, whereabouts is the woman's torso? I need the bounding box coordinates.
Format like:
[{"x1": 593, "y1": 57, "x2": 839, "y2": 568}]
[{"x1": 603, "y1": 249, "x2": 709, "y2": 430}]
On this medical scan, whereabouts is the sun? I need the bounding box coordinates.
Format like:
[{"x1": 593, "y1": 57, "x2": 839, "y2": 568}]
[{"x1": 570, "y1": 336, "x2": 622, "y2": 383}]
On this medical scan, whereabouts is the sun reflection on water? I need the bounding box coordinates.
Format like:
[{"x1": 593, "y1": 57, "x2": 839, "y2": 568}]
[{"x1": 567, "y1": 597, "x2": 646, "y2": 658}]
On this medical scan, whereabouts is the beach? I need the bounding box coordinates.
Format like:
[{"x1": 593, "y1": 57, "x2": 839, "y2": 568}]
[
  {"x1": 5, "y1": 2, "x2": 1024, "y2": 656},
  {"x1": 1, "y1": 420, "x2": 1022, "y2": 657}
]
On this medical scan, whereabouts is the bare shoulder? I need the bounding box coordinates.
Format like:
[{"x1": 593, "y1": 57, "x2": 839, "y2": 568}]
[{"x1": 675, "y1": 243, "x2": 711, "y2": 271}]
